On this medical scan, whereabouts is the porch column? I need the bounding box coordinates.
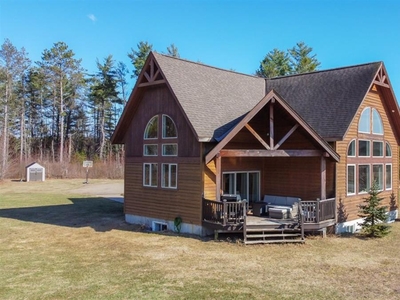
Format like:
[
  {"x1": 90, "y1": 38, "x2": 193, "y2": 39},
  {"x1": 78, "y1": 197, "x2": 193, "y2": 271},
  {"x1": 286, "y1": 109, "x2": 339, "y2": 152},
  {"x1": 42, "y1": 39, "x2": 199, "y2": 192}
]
[
  {"x1": 269, "y1": 99, "x2": 275, "y2": 149},
  {"x1": 320, "y1": 155, "x2": 326, "y2": 200},
  {"x1": 216, "y1": 153, "x2": 221, "y2": 201}
]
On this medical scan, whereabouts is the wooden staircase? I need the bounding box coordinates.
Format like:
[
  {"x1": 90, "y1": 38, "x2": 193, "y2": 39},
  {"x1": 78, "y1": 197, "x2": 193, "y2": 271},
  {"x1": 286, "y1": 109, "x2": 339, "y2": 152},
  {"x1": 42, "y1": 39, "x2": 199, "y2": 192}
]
[{"x1": 244, "y1": 223, "x2": 305, "y2": 245}]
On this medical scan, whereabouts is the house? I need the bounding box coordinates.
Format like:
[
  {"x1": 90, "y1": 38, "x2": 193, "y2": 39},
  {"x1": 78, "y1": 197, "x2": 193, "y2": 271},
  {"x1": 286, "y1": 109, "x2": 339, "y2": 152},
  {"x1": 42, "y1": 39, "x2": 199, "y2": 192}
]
[{"x1": 112, "y1": 52, "x2": 400, "y2": 239}]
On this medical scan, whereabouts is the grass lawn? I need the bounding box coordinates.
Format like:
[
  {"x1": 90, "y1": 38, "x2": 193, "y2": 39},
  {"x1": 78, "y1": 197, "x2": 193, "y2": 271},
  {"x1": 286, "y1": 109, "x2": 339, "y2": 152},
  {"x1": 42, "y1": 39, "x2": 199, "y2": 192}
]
[{"x1": 1, "y1": 179, "x2": 400, "y2": 299}]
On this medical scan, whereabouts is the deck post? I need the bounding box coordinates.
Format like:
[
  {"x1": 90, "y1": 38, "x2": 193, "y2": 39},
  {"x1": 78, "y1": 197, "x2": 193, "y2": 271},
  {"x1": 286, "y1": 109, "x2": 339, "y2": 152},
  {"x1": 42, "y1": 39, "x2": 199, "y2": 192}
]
[
  {"x1": 222, "y1": 200, "x2": 227, "y2": 226},
  {"x1": 320, "y1": 155, "x2": 326, "y2": 200},
  {"x1": 215, "y1": 153, "x2": 221, "y2": 201},
  {"x1": 269, "y1": 99, "x2": 275, "y2": 149}
]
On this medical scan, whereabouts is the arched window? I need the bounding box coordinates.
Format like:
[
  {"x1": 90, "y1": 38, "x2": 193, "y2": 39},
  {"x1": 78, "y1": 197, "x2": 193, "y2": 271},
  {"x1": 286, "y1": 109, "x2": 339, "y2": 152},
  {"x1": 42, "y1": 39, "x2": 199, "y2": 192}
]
[
  {"x1": 386, "y1": 142, "x2": 392, "y2": 157},
  {"x1": 143, "y1": 114, "x2": 178, "y2": 189},
  {"x1": 372, "y1": 108, "x2": 383, "y2": 134},
  {"x1": 358, "y1": 108, "x2": 370, "y2": 133},
  {"x1": 162, "y1": 115, "x2": 177, "y2": 138},
  {"x1": 144, "y1": 115, "x2": 158, "y2": 139},
  {"x1": 347, "y1": 140, "x2": 356, "y2": 157}
]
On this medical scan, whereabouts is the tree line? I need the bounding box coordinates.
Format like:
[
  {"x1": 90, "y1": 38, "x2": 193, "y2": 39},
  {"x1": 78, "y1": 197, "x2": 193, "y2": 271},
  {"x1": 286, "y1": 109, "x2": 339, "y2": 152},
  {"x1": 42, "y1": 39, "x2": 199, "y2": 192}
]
[{"x1": 0, "y1": 39, "x2": 319, "y2": 179}]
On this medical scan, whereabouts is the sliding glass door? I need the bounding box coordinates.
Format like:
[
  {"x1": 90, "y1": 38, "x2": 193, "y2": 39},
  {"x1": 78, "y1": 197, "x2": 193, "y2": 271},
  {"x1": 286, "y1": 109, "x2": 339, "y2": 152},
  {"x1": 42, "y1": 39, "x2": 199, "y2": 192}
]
[{"x1": 222, "y1": 171, "x2": 260, "y2": 204}]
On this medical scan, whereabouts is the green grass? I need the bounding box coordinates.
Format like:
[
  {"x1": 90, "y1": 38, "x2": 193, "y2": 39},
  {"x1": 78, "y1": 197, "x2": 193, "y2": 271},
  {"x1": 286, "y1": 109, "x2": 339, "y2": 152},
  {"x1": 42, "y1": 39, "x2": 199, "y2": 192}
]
[{"x1": 1, "y1": 180, "x2": 400, "y2": 299}]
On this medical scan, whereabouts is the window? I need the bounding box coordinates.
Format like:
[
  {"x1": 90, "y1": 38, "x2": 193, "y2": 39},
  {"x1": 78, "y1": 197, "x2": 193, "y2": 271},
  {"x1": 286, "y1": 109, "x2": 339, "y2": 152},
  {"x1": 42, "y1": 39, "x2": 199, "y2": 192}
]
[
  {"x1": 144, "y1": 116, "x2": 158, "y2": 139},
  {"x1": 358, "y1": 140, "x2": 370, "y2": 157},
  {"x1": 143, "y1": 163, "x2": 158, "y2": 187},
  {"x1": 162, "y1": 115, "x2": 177, "y2": 138},
  {"x1": 372, "y1": 164, "x2": 383, "y2": 190},
  {"x1": 372, "y1": 141, "x2": 383, "y2": 157},
  {"x1": 347, "y1": 165, "x2": 356, "y2": 195},
  {"x1": 223, "y1": 171, "x2": 260, "y2": 203},
  {"x1": 372, "y1": 108, "x2": 383, "y2": 134},
  {"x1": 358, "y1": 108, "x2": 370, "y2": 133},
  {"x1": 143, "y1": 114, "x2": 179, "y2": 188},
  {"x1": 144, "y1": 144, "x2": 158, "y2": 156},
  {"x1": 162, "y1": 164, "x2": 177, "y2": 188},
  {"x1": 347, "y1": 140, "x2": 356, "y2": 157},
  {"x1": 162, "y1": 144, "x2": 177, "y2": 156},
  {"x1": 386, "y1": 164, "x2": 392, "y2": 190},
  {"x1": 386, "y1": 142, "x2": 392, "y2": 157},
  {"x1": 358, "y1": 165, "x2": 370, "y2": 193}
]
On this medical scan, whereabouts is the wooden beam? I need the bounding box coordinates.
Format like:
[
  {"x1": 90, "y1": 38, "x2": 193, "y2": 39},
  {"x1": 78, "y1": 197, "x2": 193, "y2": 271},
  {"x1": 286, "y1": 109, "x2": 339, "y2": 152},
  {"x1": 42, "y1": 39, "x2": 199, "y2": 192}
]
[
  {"x1": 220, "y1": 149, "x2": 323, "y2": 157},
  {"x1": 143, "y1": 71, "x2": 151, "y2": 82},
  {"x1": 138, "y1": 79, "x2": 166, "y2": 88},
  {"x1": 244, "y1": 124, "x2": 270, "y2": 150},
  {"x1": 373, "y1": 80, "x2": 390, "y2": 88},
  {"x1": 274, "y1": 124, "x2": 299, "y2": 150},
  {"x1": 269, "y1": 101, "x2": 274, "y2": 149},
  {"x1": 321, "y1": 156, "x2": 326, "y2": 200},
  {"x1": 215, "y1": 154, "x2": 221, "y2": 201}
]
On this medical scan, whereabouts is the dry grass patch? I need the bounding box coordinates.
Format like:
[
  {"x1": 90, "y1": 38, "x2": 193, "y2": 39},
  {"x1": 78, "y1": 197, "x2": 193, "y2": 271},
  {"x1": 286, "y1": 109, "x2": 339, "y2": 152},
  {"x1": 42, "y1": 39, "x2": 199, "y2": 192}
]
[{"x1": 1, "y1": 179, "x2": 400, "y2": 299}]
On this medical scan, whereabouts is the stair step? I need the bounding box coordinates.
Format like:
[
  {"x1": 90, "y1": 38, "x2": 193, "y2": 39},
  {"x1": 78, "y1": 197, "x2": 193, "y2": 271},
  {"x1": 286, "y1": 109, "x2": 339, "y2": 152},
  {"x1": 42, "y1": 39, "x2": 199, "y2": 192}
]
[
  {"x1": 245, "y1": 228, "x2": 300, "y2": 233},
  {"x1": 244, "y1": 239, "x2": 305, "y2": 245},
  {"x1": 246, "y1": 233, "x2": 301, "y2": 239}
]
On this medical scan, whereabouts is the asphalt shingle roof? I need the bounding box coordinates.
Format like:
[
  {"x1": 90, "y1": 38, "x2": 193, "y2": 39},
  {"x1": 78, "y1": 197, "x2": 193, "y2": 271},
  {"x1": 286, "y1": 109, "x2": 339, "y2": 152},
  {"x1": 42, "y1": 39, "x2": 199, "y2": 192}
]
[
  {"x1": 153, "y1": 52, "x2": 266, "y2": 141},
  {"x1": 266, "y1": 62, "x2": 381, "y2": 140},
  {"x1": 155, "y1": 53, "x2": 381, "y2": 141}
]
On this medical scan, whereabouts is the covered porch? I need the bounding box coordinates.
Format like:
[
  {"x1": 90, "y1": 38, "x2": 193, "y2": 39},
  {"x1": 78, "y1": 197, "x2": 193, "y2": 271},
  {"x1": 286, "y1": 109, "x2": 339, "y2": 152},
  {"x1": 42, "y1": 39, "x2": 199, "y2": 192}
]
[{"x1": 202, "y1": 93, "x2": 339, "y2": 243}]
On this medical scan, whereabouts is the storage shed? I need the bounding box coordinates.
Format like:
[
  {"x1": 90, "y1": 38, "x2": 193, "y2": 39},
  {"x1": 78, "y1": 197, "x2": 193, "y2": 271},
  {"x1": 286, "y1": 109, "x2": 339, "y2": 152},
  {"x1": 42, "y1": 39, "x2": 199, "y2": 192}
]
[{"x1": 26, "y1": 162, "x2": 45, "y2": 182}]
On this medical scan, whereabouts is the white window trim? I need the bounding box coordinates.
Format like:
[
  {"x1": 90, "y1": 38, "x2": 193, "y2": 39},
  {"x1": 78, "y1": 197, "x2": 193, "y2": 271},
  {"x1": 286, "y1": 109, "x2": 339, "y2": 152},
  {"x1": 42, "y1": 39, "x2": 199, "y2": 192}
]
[
  {"x1": 358, "y1": 164, "x2": 371, "y2": 194},
  {"x1": 161, "y1": 163, "x2": 178, "y2": 189},
  {"x1": 385, "y1": 163, "x2": 392, "y2": 191},
  {"x1": 358, "y1": 139, "x2": 371, "y2": 157},
  {"x1": 386, "y1": 142, "x2": 392, "y2": 157},
  {"x1": 348, "y1": 140, "x2": 356, "y2": 157},
  {"x1": 144, "y1": 115, "x2": 159, "y2": 140},
  {"x1": 372, "y1": 140, "x2": 384, "y2": 158},
  {"x1": 162, "y1": 143, "x2": 178, "y2": 156},
  {"x1": 162, "y1": 114, "x2": 178, "y2": 139},
  {"x1": 372, "y1": 163, "x2": 384, "y2": 191},
  {"x1": 372, "y1": 108, "x2": 384, "y2": 135},
  {"x1": 347, "y1": 164, "x2": 356, "y2": 196},
  {"x1": 143, "y1": 163, "x2": 158, "y2": 187},
  {"x1": 358, "y1": 107, "x2": 371, "y2": 134},
  {"x1": 143, "y1": 144, "x2": 158, "y2": 156}
]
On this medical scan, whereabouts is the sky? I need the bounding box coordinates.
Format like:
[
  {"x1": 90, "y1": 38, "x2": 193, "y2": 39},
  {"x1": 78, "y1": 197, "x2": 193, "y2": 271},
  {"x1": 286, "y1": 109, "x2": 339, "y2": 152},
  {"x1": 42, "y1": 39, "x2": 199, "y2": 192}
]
[{"x1": 1, "y1": 0, "x2": 400, "y2": 99}]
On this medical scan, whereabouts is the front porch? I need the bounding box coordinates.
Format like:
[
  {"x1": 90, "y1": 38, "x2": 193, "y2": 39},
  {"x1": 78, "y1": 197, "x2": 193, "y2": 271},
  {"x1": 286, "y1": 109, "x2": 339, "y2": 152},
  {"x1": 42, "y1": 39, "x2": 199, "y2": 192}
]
[{"x1": 202, "y1": 197, "x2": 336, "y2": 243}]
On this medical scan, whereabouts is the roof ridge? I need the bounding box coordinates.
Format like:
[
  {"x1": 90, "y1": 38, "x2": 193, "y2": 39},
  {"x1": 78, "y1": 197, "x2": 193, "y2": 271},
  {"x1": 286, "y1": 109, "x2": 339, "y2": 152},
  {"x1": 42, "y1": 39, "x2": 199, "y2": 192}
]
[
  {"x1": 268, "y1": 61, "x2": 382, "y2": 81},
  {"x1": 152, "y1": 51, "x2": 263, "y2": 80}
]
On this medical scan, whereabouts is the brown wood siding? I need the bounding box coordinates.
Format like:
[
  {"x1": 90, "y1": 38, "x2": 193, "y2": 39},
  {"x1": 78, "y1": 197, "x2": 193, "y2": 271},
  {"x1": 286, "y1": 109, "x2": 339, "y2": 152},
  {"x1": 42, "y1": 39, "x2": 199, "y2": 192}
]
[
  {"x1": 125, "y1": 85, "x2": 200, "y2": 158},
  {"x1": 125, "y1": 162, "x2": 203, "y2": 225},
  {"x1": 336, "y1": 90, "x2": 399, "y2": 221},
  {"x1": 204, "y1": 160, "x2": 217, "y2": 200}
]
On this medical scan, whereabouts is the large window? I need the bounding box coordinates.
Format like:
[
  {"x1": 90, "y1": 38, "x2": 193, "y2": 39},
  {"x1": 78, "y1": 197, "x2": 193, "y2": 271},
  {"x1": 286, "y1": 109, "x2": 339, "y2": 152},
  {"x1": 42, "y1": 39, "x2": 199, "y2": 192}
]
[
  {"x1": 222, "y1": 171, "x2": 260, "y2": 203},
  {"x1": 346, "y1": 107, "x2": 392, "y2": 195},
  {"x1": 143, "y1": 114, "x2": 178, "y2": 188}
]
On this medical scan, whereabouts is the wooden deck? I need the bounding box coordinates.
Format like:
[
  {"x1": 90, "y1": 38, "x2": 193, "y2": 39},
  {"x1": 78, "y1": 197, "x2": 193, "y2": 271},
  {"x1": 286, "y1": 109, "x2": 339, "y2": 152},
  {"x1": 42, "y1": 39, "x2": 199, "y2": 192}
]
[{"x1": 202, "y1": 198, "x2": 336, "y2": 244}]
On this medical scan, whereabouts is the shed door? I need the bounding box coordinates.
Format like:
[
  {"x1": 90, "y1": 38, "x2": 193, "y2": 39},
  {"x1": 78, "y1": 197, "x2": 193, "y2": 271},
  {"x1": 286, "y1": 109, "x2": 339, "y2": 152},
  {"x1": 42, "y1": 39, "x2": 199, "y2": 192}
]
[{"x1": 30, "y1": 168, "x2": 43, "y2": 181}]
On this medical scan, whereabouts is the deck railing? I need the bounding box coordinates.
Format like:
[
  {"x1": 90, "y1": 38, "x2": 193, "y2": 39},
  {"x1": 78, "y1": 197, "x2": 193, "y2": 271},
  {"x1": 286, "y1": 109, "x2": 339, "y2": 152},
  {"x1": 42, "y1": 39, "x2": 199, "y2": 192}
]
[
  {"x1": 203, "y1": 198, "x2": 247, "y2": 226},
  {"x1": 300, "y1": 198, "x2": 336, "y2": 223}
]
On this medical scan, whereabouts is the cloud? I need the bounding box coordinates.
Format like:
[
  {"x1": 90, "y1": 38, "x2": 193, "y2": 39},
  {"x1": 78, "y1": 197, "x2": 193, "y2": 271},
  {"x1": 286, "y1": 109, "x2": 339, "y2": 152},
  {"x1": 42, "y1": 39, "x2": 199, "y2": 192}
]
[{"x1": 87, "y1": 14, "x2": 97, "y2": 23}]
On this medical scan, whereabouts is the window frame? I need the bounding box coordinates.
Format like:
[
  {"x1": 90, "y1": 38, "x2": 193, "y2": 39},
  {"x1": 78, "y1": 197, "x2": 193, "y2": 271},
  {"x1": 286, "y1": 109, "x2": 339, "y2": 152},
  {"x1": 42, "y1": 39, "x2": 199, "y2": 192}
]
[
  {"x1": 347, "y1": 164, "x2": 356, "y2": 196},
  {"x1": 162, "y1": 143, "x2": 178, "y2": 156},
  {"x1": 358, "y1": 107, "x2": 371, "y2": 134},
  {"x1": 358, "y1": 164, "x2": 371, "y2": 194},
  {"x1": 161, "y1": 163, "x2": 178, "y2": 189},
  {"x1": 347, "y1": 140, "x2": 356, "y2": 157},
  {"x1": 386, "y1": 164, "x2": 392, "y2": 191},
  {"x1": 372, "y1": 164, "x2": 384, "y2": 191},
  {"x1": 143, "y1": 163, "x2": 158, "y2": 187},
  {"x1": 143, "y1": 144, "x2": 158, "y2": 156},
  {"x1": 162, "y1": 114, "x2": 178, "y2": 139},
  {"x1": 358, "y1": 139, "x2": 370, "y2": 157},
  {"x1": 372, "y1": 140, "x2": 384, "y2": 158},
  {"x1": 372, "y1": 108, "x2": 384, "y2": 135},
  {"x1": 144, "y1": 115, "x2": 159, "y2": 140},
  {"x1": 386, "y1": 142, "x2": 392, "y2": 157}
]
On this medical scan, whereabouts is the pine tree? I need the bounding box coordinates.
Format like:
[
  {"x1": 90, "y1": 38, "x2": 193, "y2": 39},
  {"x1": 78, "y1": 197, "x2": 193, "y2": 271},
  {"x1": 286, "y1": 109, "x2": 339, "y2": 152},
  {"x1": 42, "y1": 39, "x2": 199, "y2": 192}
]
[{"x1": 358, "y1": 181, "x2": 390, "y2": 237}]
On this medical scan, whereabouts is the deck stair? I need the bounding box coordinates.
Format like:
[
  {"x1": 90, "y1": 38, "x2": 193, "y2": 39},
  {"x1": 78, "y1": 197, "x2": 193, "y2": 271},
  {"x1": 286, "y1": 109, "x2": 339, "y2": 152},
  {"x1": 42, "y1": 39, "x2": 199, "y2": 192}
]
[{"x1": 244, "y1": 223, "x2": 305, "y2": 245}]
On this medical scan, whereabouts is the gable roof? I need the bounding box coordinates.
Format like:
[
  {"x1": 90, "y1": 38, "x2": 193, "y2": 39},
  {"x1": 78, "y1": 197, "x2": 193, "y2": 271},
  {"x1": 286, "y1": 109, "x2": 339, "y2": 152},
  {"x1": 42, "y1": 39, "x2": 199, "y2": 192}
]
[
  {"x1": 153, "y1": 52, "x2": 266, "y2": 141},
  {"x1": 205, "y1": 90, "x2": 340, "y2": 164},
  {"x1": 266, "y1": 62, "x2": 382, "y2": 140}
]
